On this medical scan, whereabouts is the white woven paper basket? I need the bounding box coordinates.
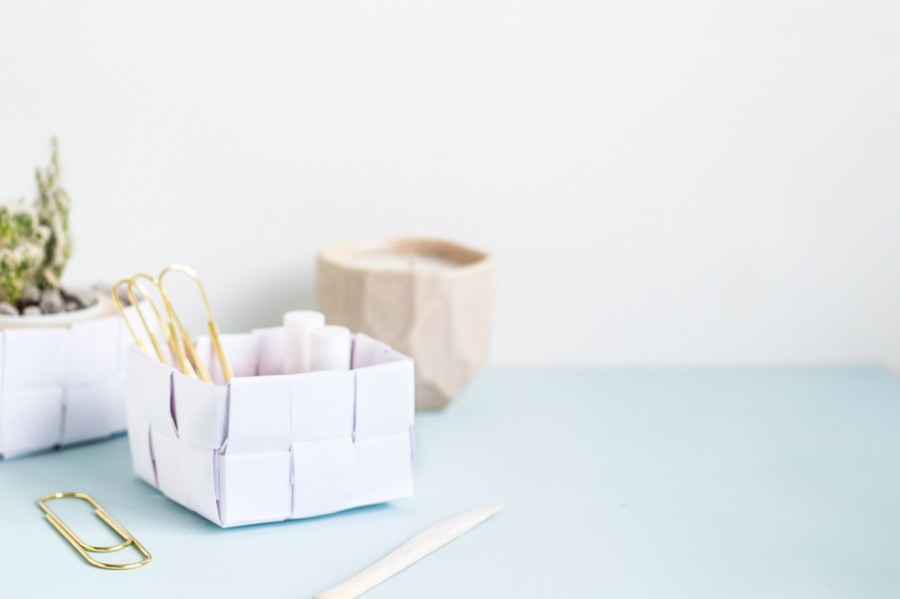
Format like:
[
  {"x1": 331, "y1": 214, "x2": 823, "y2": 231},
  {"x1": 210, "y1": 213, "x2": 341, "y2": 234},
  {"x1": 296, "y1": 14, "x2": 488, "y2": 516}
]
[
  {"x1": 126, "y1": 328, "x2": 415, "y2": 527},
  {"x1": 0, "y1": 305, "x2": 137, "y2": 459}
]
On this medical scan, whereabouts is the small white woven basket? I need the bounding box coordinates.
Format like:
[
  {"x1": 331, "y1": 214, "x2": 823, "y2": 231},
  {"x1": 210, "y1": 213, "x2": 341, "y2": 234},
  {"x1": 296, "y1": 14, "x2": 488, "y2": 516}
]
[
  {"x1": 126, "y1": 328, "x2": 415, "y2": 527},
  {"x1": 0, "y1": 303, "x2": 137, "y2": 459}
]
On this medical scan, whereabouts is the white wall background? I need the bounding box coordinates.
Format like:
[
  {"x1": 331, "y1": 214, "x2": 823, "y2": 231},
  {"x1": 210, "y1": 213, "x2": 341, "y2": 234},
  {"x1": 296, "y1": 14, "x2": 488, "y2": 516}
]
[{"x1": 2, "y1": 0, "x2": 899, "y2": 368}]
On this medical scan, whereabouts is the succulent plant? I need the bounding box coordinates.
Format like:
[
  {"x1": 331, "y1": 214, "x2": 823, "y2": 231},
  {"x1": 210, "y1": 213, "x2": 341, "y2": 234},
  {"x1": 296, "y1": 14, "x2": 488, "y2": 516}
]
[
  {"x1": 0, "y1": 139, "x2": 73, "y2": 306},
  {"x1": 0, "y1": 205, "x2": 49, "y2": 304},
  {"x1": 34, "y1": 138, "x2": 72, "y2": 289}
]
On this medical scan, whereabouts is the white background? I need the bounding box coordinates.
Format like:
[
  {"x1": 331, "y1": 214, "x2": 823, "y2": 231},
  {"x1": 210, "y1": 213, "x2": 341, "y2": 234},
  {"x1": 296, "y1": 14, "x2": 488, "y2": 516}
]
[{"x1": 2, "y1": 0, "x2": 899, "y2": 368}]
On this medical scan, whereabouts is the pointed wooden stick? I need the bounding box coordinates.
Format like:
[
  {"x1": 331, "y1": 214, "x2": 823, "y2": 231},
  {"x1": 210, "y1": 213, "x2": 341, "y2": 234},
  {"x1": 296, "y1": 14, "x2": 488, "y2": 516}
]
[{"x1": 314, "y1": 505, "x2": 503, "y2": 599}]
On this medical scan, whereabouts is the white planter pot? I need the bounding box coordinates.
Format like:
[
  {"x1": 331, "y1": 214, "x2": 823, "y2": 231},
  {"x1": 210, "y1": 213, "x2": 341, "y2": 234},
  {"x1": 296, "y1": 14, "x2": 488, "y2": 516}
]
[
  {"x1": 0, "y1": 297, "x2": 106, "y2": 329},
  {"x1": 126, "y1": 328, "x2": 415, "y2": 527},
  {"x1": 0, "y1": 296, "x2": 136, "y2": 459}
]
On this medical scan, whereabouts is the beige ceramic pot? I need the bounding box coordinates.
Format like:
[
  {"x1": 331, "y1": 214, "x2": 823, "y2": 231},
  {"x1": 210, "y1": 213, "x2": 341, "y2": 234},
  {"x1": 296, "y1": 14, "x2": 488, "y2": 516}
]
[{"x1": 316, "y1": 238, "x2": 494, "y2": 410}]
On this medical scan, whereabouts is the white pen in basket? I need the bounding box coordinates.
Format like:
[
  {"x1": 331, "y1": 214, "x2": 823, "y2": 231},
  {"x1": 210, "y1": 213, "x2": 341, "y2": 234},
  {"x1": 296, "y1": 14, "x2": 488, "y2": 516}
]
[
  {"x1": 310, "y1": 325, "x2": 352, "y2": 371},
  {"x1": 284, "y1": 310, "x2": 325, "y2": 373}
]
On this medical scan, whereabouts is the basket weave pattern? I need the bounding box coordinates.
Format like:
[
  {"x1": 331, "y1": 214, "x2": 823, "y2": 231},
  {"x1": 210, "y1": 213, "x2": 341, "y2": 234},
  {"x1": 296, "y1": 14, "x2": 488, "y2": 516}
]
[
  {"x1": 126, "y1": 328, "x2": 415, "y2": 527},
  {"x1": 0, "y1": 310, "x2": 133, "y2": 459}
]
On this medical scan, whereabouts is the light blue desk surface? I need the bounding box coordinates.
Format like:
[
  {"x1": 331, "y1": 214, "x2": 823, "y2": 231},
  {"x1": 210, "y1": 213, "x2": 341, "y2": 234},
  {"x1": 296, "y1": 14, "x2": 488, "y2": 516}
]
[{"x1": 2, "y1": 368, "x2": 900, "y2": 598}]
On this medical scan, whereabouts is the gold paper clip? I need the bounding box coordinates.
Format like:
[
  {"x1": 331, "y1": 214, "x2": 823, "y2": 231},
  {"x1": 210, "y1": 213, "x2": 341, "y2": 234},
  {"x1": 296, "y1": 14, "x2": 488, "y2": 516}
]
[
  {"x1": 115, "y1": 276, "x2": 170, "y2": 365},
  {"x1": 113, "y1": 278, "x2": 150, "y2": 356},
  {"x1": 115, "y1": 276, "x2": 195, "y2": 377},
  {"x1": 158, "y1": 263, "x2": 233, "y2": 383},
  {"x1": 37, "y1": 492, "x2": 152, "y2": 570},
  {"x1": 127, "y1": 274, "x2": 209, "y2": 382},
  {"x1": 112, "y1": 265, "x2": 230, "y2": 383},
  {"x1": 128, "y1": 275, "x2": 181, "y2": 363}
]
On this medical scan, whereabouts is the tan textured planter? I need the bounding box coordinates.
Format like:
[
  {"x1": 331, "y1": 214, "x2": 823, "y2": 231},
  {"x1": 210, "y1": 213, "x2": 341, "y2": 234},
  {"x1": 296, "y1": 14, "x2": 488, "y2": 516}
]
[{"x1": 316, "y1": 238, "x2": 494, "y2": 410}]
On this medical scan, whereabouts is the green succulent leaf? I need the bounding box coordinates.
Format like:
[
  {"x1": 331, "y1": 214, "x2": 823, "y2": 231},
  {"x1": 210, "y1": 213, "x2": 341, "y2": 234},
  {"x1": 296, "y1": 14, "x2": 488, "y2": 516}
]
[{"x1": 0, "y1": 139, "x2": 73, "y2": 303}]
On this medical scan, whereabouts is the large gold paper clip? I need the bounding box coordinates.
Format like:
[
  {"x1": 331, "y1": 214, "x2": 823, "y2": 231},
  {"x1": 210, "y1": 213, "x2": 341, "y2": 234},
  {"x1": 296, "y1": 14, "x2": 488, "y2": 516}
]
[
  {"x1": 112, "y1": 264, "x2": 232, "y2": 383},
  {"x1": 38, "y1": 492, "x2": 152, "y2": 570}
]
